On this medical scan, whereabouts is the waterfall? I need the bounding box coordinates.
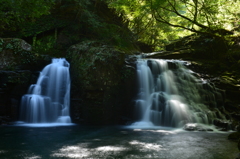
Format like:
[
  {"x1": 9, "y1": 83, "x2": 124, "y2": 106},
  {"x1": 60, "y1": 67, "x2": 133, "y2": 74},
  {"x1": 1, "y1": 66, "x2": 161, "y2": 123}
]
[
  {"x1": 20, "y1": 58, "x2": 71, "y2": 124},
  {"x1": 133, "y1": 58, "x2": 225, "y2": 128}
]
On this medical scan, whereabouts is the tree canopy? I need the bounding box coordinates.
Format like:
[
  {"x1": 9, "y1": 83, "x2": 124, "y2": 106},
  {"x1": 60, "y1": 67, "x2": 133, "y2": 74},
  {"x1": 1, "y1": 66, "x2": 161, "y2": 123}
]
[
  {"x1": 1, "y1": 0, "x2": 240, "y2": 52},
  {"x1": 107, "y1": 0, "x2": 240, "y2": 50},
  {"x1": 0, "y1": 0, "x2": 54, "y2": 34}
]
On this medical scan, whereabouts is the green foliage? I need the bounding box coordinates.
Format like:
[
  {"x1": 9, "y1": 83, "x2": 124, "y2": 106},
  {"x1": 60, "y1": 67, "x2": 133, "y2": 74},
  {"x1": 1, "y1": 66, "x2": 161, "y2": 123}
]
[
  {"x1": 50, "y1": 0, "x2": 136, "y2": 52},
  {"x1": 0, "y1": 0, "x2": 136, "y2": 56},
  {"x1": 107, "y1": 0, "x2": 240, "y2": 51},
  {"x1": 0, "y1": 0, "x2": 54, "y2": 35},
  {"x1": 33, "y1": 34, "x2": 60, "y2": 57}
]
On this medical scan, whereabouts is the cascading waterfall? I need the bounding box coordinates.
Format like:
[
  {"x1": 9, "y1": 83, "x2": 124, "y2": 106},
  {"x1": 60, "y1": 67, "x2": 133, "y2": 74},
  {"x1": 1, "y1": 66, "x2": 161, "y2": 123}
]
[
  {"x1": 134, "y1": 58, "x2": 225, "y2": 128},
  {"x1": 20, "y1": 58, "x2": 71, "y2": 124}
]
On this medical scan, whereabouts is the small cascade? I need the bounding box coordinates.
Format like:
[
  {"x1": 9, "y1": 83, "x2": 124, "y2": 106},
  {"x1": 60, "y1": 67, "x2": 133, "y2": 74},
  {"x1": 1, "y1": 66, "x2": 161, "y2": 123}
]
[
  {"x1": 134, "y1": 59, "x2": 225, "y2": 128},
  {"x1": 20, "y1": 58, "x2": 71, "y2": 123}
]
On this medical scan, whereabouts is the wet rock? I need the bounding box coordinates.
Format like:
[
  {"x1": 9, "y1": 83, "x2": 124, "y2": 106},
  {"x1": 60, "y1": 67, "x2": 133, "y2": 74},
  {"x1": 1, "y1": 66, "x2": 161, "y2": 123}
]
[
  {"x1": 213, "y1": 119, "x2": 231, "y2": 130},
  {"x1": 183, "y1": 123, "x2": 198, "y2": 131},
  {"x1": 183, "y1": 123, "x2": 213, "y2": 131},
  {"x1": 167, "y1": 61, "x2": 178, "y2": 70}
]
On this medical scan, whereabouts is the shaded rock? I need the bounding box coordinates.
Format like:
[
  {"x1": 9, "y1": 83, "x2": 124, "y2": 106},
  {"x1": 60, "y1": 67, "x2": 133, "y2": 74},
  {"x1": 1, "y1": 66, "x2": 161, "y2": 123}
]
[
  {"x1": 0, "y1": 116, "x2": 11, "y2": 125},
  {"x1": 0, "y1": 38, "x2": 59, "y2": 122},
  {"x1": 67, "y1": 41, "x2": 137, "y2": 125},
  {"x1": 228, "y1": 132, "x2": 240, "y2": 141},
  {"x1": 166, "y1": 34, "x2": 228, "y2": 59},
  {"x1": 238, "y1": 140, "x2": 240, "y2": 151},
  {"x1": 213, "y1": 119, "x2": 231, "y2": 130},
  {"x1": 0, "y1": 70, "x2": 33, "y2": 120},
  {"x1": 143, "y1": 51, "x2": 192, "y2": 60},
  {"x1": 135, "y1": 41, "x2": 154, "y2": 52},
  {"x1": 0, "y1": 38, "x2": 35, "y2": 70}
]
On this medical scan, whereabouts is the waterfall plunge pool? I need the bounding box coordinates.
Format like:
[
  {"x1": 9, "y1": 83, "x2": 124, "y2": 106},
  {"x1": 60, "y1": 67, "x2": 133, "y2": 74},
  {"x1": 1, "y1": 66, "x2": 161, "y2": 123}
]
[
  {"x1": 8, "y1": 57, "x2": 238, "y2": 158},
  {"x1": 0, "y1": 125, "x2": 238, "y2": 159}
]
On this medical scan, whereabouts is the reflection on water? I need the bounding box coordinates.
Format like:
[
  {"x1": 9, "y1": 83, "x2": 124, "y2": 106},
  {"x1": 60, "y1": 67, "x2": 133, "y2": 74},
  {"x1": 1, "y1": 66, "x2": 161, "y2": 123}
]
[
  {"x1": 129, "y1": 140, "x2": 164, "y2": 151},
  {"x1": 0, "y1": 125, "x2": 238, "y2": 159},
  {"x1": 13, "y1": 122, "x2": 76, "y2": 127},
  {"x1": 52, "y1": 145, "x2": 127, "y2": 158}
]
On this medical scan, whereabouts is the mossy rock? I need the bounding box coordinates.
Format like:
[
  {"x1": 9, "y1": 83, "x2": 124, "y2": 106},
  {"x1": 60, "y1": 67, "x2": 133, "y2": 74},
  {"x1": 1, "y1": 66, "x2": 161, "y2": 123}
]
[
  {"x1": 67, "y1": 40, "x2": 135, "y2": 124},
  {"x1": 166, "y1": 34, "x2": 228, "y2": 59},
  {"x1": 0, "y1": 38, "x2": 36, "y2": 70},
  {"x1": 67, "y1": 40, "x2": 125, "y2": 91}
]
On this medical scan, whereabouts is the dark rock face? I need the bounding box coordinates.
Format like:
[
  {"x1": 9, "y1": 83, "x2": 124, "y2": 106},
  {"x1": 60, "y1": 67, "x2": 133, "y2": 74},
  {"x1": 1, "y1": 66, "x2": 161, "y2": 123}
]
[
  {"x1": 165, "y1": 34, "x2": 228, "y2": 59},
  {"x1": 0, "y1": 70, "x2": 33, "y2": 122},
  {"x1": 67, "y1": 41, "x2": 137, "y2": 125},
  {"x1": 0, "y1": 38, "x2": 34, "y2": 122},
  {"x1": 0, "y1": 38, "x2": 52, "y2": 123}
]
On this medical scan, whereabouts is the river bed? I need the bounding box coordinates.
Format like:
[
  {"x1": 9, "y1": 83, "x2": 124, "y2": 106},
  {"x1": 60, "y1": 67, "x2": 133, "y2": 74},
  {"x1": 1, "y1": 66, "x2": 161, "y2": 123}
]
[{"x1": 0, "y1": 125, "x2": 238, "y2": 159}]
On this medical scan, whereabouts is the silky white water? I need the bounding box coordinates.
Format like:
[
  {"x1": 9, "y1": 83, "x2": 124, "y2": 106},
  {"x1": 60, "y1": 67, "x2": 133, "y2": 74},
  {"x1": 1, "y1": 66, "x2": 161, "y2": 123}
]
[
  {"x1": 20, "y1": 58, "x2": 71, "y2": 124},
  {"x1": 134, "y1": 59, "x2": 225, "y2": 128}
]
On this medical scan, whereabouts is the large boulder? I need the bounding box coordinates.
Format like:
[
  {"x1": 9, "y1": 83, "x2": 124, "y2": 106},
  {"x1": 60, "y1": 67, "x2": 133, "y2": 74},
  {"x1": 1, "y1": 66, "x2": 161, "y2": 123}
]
[
  {"x1": 0, "y1": 38, "x2": 35, "y2": 70},
  {"x1": 166, "y1": 34, "x2": 228, "y2": 59},
  {"x1": 67, "y1": 41, "x2": 137, "y2": 125}
]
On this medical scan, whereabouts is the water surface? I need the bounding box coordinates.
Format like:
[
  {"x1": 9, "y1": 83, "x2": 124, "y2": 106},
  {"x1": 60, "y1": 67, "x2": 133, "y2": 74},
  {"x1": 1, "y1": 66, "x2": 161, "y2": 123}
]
[{"x1": 0, "y1": 125, "x2": 238, "y2": 159}]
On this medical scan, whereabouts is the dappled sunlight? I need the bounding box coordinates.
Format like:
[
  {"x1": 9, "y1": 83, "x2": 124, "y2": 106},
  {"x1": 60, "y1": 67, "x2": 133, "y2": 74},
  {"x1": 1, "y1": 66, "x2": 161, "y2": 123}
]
[
  {"x1": 51, "y1": 143, "x2": 128, "y2": 158},
  {"x1": 14, "y1": 122, "x2": 76, "y2": 127},
  {"x1": 129, "y1": 140, "x2": 165, "y2": 151},
  {"x1": 52, "y1": 146, "x2": 91, "y2": 158},
  {"x1": 0, "y1": 126, "x2": 238, "y2": 158},
  {"x1": 96, "y1": 146, "x2": 127, "y2": 152},
  {"x1": 25, "y1": 155, "x2": 42, "y2": 159},
  {"x1": 133, "y1": 128, "x2": 183, "y2": 135}
]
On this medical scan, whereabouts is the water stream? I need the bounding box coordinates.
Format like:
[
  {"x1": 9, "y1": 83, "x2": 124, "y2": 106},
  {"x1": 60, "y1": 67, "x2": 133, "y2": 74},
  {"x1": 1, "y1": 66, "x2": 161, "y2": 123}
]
[
  {"x1": 133, "y1": 59, "x2": 225, "y2": 128},
  {"x1": 19, "y1": 58, "x2": 71, "y2": 125}
]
